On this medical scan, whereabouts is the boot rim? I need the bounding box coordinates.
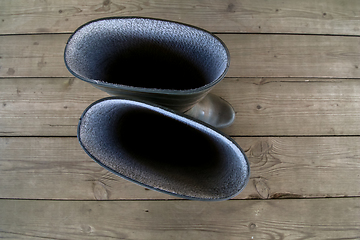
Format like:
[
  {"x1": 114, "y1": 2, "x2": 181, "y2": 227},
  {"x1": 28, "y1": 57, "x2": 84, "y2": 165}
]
[{"x1": 64, "y1": 16, "x2": 231, "y2": 96}]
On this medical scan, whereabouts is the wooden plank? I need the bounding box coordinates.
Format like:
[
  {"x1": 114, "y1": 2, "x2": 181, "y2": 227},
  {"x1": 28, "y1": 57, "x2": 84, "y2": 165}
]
[
  {"x1": 1, "y1": 34, "x2": 360, "y2": 79},
  {"x1": 1, "y1": 198, "x2": 359, "y2": 239},
  {"x1": 1, "y1": 77, "x2": 360, "y2": 136},
  {"x1": 1, "y1": 137, "x2": 359, "y2": 200},
  {"x1": 1, "y1": 0, "x2": 360, "y2": 35},
  {"x1": 0, "y1": 78, "x2": 107, "y2": 136},
  {"x1": 220, "y1": 77, "x2": 360, "y2": 136},
  {"x1": 237, "y1": 137, "x2": 360, "y2": 199},
  {"x1": 0, "y1": 34, "x2": 68, "y2": 78},
  {"x1": 224, "y1": 34, "x2": 360, "y2": 79}
]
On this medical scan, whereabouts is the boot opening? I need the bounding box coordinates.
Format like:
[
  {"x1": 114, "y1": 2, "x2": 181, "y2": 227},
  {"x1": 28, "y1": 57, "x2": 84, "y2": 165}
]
[
  {"x1": 65, "y1": 18, "x2": 229, "y2": 91},
  {"x1": 78, "y1": 99, "x2": 249, "y2": 200}
]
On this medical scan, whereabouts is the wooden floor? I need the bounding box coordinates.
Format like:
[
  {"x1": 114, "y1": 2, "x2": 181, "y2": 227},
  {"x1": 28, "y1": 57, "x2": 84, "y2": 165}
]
[{"x1": 1, "y1": 0, "x2": 360, "y2": 239}]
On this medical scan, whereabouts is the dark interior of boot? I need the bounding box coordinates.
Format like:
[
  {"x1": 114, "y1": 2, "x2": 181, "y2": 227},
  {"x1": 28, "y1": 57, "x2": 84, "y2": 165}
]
[
  {"x1": 78, "y1": 99, "x2": 249, "y2": 200},
  {"x1": 65, "y1": 18, "x2": 229, "y2": 91},
  {"x1": 101, "y1": 43, "x2": 208, "y2": 89}
]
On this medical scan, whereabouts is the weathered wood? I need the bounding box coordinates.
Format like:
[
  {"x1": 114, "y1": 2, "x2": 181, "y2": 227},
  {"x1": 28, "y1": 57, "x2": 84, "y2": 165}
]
[
  {"x1": 0, "y1": 78, "x2": 107, "y2": 136},
  {"x1": 1, "y1": 77, "x2": 360, "y2": 136},
  {"x1": 1, "y1": 0, "x2": 360, "y2": 35},
  {"x1": 1, "y1": 34, "x2": 360, "y2": 79},
  {"x1": 1, "y1": 137, "x2": 359, "y2": 200},
  {"x1": 1, "y1": 1, "x2": 358, "y2": 238},
  {"x1": 221, "y1": 77, "x2": 360, "y2": 136},
  {"x1": 237, "y1": 137, "x2": 360, "y2": 199},
  {"x1": 1, "y1": 198, "x2": 359, "y2": 239}
]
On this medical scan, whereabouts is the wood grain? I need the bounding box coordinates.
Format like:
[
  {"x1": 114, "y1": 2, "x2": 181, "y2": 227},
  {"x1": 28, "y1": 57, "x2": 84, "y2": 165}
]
[
  {"x1": 219, "y1": 77, "x2": 360, "y2": 136},
  {"x1": 0, "y1": 78, "x2": 107, "y2": 136},
  {"x1": 1, "y1": 137, "x2": 359, "y2": 200},
  {"x1": 1, "y1": 198, "x2": 359, "y2": 239},
  {"x1": 1, "y1": 0, "x2": 359, "y2": 238},
  {"x1": 1, "y1": 34, "x2": 360, "y2": 79},
  {"x1": 1, "y1": 0, "x2": 360, "y2": 35},
  {"x1": 1, "y1": 77, "x2": 360, "y2": 136}
]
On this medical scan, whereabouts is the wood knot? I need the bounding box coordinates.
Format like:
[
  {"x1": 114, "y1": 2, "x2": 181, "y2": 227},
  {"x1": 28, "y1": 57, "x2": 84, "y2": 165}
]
[
  {"x1": 81, "y1": 224, "x2": 93, "y2": 234},
  {"x1": 227, "y1": 3, "x2": 236, "y2": 13},
  {"x1": 247, "y1": 139, "x2": 281, "y2": 169},
  {"x1": 249, "y1": 140, "x2": 271, "y2": 159},
  {"x1": 93, "y1": 181, "x2": 109, "y2": 200},
  {"x1": 249, "y1": 223, "x2": 257, "y2": 230},
  {"x1": 253, "y1": 177, "x2": 270, "y2": 199},
  {"x1": 7, "y1": 68, "x2": 15, "y2": 75}
]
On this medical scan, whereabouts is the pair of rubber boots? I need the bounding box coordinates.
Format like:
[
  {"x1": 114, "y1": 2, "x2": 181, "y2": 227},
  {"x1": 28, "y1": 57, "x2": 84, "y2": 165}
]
[{"x1": 64, "y1": 17, "x2": 249, "y2": 201}]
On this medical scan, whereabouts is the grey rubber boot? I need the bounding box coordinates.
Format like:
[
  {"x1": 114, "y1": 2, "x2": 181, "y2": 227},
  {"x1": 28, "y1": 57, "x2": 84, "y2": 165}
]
[
  {"x1": 78, "y1": 97, "x2": 249, "y2": 201},
  {"x1": 64, "y1": 17, "x2": 235, "y2": 128}
]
